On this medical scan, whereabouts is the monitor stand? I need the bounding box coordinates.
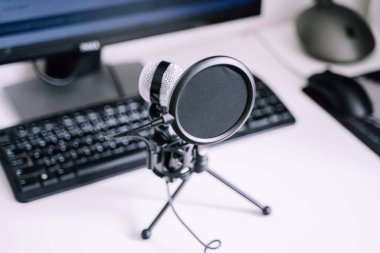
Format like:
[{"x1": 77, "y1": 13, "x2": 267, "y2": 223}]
[{"x1": 4, "y1": 50, "x2": 142, "y2": 121}]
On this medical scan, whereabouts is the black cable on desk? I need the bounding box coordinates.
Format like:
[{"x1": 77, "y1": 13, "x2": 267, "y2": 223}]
[{"x1": 165, "y1": 180, "x2": 221, "y2": 253}]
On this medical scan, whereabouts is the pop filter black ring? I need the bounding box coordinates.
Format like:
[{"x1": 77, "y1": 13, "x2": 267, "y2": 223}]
[{"x1": 168, "y1": 56, "x2": 255, "y2": 145}]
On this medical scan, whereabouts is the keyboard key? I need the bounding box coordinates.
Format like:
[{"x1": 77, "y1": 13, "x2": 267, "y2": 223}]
[
  {"x1": 41, "y1": 173, "x2": 59, "y2": 187},
  {"x1": 3, "y1": 146, "x2": 16, "y2": 159},
  {"x1": 269, "y1": 114, "x2": 282, "y2": 124},
  {"x1": 62, "y1": 161, "x2": 75, "y2": 170},
  {"x1": 60, "y1": 172, "x2": 75, "y2": 182},
  {"x1": 18, "y1": 177, "x2": 41, "y2": 192},
  {"x1": 75, "y1": 157, "x2": 88, "y2": 166},
  {"x1": 9, "y1": 154, "x2": 34, "y2": 170}
]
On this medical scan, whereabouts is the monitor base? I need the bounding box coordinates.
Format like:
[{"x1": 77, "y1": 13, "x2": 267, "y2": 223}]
[{"x1": 4, "y1": 62, "x2": 142, "y2": 121}]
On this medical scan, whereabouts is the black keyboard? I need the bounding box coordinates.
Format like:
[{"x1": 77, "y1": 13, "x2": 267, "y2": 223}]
[
  {"x1": 304, "y1": 74, "x2": 380, "y2": 157},
  {"x1": 342, "y1": 117, "x2": 380, "y2": 156},
  {"x1": 0, "y1": 77, "x2": 295, "y2": 202}
]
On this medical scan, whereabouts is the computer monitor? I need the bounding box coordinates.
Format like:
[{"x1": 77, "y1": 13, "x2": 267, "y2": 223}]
[{"x1": 0, "y1": 0, "x2": 261, "y2": 119}]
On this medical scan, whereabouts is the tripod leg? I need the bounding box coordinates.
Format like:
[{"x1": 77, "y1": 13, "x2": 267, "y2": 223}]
[
  {"x1": 206, "y1": 168, "x2": 271, "y2": 215},
  {"x1": 141, "y1": 179, "x2": 188, "y2": 240}
]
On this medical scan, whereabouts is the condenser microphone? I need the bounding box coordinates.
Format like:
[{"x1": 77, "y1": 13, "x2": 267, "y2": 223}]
[{"x1": 112, "y1": 56, "x2": 255, "y2": 145}]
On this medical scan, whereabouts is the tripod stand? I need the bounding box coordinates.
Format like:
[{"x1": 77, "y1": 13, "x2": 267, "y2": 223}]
[{"x1": 139, "y1": 135, "x2": 271, "y2": 240}]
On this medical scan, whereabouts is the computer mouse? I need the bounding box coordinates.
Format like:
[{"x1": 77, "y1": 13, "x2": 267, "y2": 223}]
[
  {"x1": 296, "y1": 0, "x2": 376, "y2": 63},
  {"x1": 305, "y1": 71, "x2": 373, "y2": 118}
]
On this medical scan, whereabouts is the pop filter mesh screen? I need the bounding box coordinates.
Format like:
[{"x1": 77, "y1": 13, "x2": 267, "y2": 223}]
[{"x1": 177, "y1": 66, "x2": 248, "y2": 139}]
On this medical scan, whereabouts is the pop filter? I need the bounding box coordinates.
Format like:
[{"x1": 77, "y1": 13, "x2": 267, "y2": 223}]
[{"x1": 169, "y1": 56, "x2": 255, "y2": 145}]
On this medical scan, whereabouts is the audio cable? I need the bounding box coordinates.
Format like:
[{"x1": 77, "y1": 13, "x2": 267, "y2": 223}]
[{"x1": 165, "y1": 180, "x2": 221, "y2": 253}]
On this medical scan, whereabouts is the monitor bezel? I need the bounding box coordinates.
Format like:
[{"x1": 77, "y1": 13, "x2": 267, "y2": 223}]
[{"x1": 0, "y1": 1, "x2": 261, "y2": 65}]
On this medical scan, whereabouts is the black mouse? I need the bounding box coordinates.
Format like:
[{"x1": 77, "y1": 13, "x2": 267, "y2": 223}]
[{"x1": 305, "y1": 71, "x2": 373, "y2": 118}]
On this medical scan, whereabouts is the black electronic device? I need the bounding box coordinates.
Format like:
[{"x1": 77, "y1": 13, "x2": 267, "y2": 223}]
[
  {"x1": 296, "y1": 0, "x2": 376, "y2": 63},
  {"x1": 304, "y1": 71, "x2": 380, "y2": 156},
  {"x1": 109, "y1": 56, "x2": 272, "y2": 250},
  {"x1": 364, "y1": 70, "x2": 380, "y2": 82},
  {"x1": 306, "y1": 71, "x2": 373, "y2": 118},
  {"x1": 0, "y1": 0, "x2": 261, "y2": 119}
]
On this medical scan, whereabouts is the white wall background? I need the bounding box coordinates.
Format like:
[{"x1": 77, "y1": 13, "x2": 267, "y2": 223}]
[
  {"x1": 262, "y1": 0, "x2": 373, "y2": 25},
  {"x1": 368, "y1": 0, "x2": 380, "y2": 31}
]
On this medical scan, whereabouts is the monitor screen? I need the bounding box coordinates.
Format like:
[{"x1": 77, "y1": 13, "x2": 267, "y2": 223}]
[{"x1": 0, "y1": 0, "x2": 261, "y2": 64}]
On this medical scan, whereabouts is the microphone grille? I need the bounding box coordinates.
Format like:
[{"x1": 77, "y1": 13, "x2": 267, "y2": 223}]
[
  {"x1": 139, "y1": 61, "x2": 183, "y2": 107},
  {"x1": 139, "y1": 61, "x2": 159, "y2": 103},
  {"x1": 160, "y1": 63, "x2": 183, "y2": 107}
]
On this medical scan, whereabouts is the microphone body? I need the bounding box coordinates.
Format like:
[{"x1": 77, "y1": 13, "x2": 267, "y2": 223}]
[{"x1": 139, "y1": 61, "x2": 183, "y2": 107}]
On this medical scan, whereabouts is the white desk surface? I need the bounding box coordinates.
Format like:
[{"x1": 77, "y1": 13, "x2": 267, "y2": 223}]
[{"x1": 0, "y1": 18, "x2": 380, "y2": 253}]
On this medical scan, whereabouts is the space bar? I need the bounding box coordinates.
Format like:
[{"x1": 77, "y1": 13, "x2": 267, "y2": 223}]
[{"x1": 77, "y1": 152, "x2": 146, "y2": 177}]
